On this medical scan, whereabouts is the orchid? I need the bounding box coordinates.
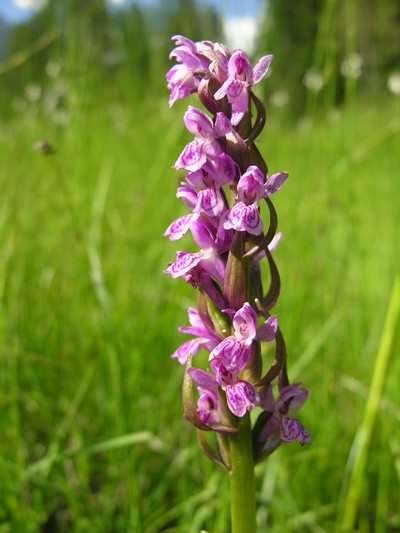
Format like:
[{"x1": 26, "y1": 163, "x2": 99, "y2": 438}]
[
  {"x1": 259, "y1": 382, "x2": 312, "y2": 445},
  {"x1": 213, "y1": 49, "x2": 274, "y2": 125},
  {"x1": 171, "y1": 307, "x2": 220, "y2": 365},
  {"x1": 221, "y1": 167, "x2": 289, "y2": 235},
  {"x1": 166, "y1": 36, "x2": 210, "y2": 106},
  {"x1": 174, "y1": 107, "x2": 231, "y2": 172},
  {"x1": 163, "y1": 34, "x2": 311, "y2": 533}
]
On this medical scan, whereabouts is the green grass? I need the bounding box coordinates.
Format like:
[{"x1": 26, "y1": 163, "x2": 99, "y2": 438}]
[{"x1": 0, "y1": 63, "x2": 400, "y2": 533}]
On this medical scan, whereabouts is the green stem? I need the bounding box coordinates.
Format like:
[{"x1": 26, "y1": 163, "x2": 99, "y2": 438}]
[{"x1": 229, "y1": 412, "x2": 257, "y2": 533}]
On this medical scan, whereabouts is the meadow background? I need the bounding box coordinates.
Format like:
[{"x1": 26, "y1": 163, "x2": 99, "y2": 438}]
[{"x1": 0, "y1": 0, "x2": 400, "y2": 531}]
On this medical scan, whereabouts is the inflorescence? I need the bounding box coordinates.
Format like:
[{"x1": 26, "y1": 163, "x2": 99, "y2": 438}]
[{"x1": 164, "y1": 35, "x2": 310, "y2": 468}]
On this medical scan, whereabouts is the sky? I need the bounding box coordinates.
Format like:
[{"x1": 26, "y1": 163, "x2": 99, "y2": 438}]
[{"x1": 0, "y1": 0, "x2": 263, "y2": 24}]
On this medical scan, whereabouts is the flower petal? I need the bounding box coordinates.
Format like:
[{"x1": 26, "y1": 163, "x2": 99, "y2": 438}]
[
  {"x1": 164, "y1": 250, "x2": 203, "y2": 278},
  {"x1": 264, "y1": 171, "x2": 288, "y2": 196},
  {"x1": 258, "y1": 384, "x2": 275, "y2": 412},
  {"x1": 233, "y1": 302, "x2": 258, "y2": 344},
  {"x1": 176, "y1": 183, "x2": 198, "y2": 209},
  {"x1": 238, "y1": 165, "x2": 265, "y2": 204},
  {"x1": 171, "y1": 337, "x2": 209, "y2": 364},
  {"x1": 230, "y1": 89, "x2": 249, "y2": 125},
  {"x1": 228, "y1": 50, "x2": 252, "y2": 81},
  {"x1": 194, "y1": 187, "x2": 226, "y2": 217},
  {"x1": 187, "y1": 367, "x2": 218, "y2": 388},
  {"x1": 174, "y1": 140, "x2": 206, "y2": 172},
  {"x1": 184, "y1": 106, "x2": 214, "y2": 138},
  {"x1": 277, "y1": 382, "x2": 309, "y2": 414},
  {"x1": 252, "y1": 54, "x2": 274, "y2": 84},
  {"x1": 163, "y1": 214, "x2": 193, "y2": 240},
  {"x1": 190, "y1": 218, "x2": 215, "y2": 250},
  {"x1": 226, "y1": 381, "x2": 257, "y2": 417},
  {"x1": 214, "y1": 111, "x2": 232, "y2": 137},
  {"x1": 281, "y1": 417, "x2": 311, "y2": 445},
  {"x1": 222, "y1": 202, "x2": 263, "y2": 235},
  {"x1": 209, "y1": 336, "x2": 249, "y2": 373},
  {"x1": 256, "y1": 315, "x2": 278, "y2": 342},
  {"x1": 213, "y1": 153, "x2": 238, "y2": 185}
]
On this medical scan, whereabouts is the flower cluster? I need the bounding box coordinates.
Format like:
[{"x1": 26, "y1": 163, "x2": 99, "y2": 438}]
[{"x1": 164, "y1": 35, "x2": 310, "y2": 466}]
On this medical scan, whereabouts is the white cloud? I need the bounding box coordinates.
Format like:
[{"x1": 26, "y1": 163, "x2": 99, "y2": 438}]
[
  {"x1": 223, "y1": 15, "x2": 259, "y2": 54},
  {"x1": 13, "y1": 0, "x2": 47, "y2": 9}
]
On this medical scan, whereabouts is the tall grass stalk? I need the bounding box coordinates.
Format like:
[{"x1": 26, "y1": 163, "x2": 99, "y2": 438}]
[{"x1": 339, "y1": 277, "x2": 400, "y2": 531}]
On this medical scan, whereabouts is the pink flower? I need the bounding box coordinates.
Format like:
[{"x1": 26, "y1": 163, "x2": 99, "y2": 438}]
[
  {"x1": 166, "y1": 36, "x2": 210, "y2": 106},
  {"x1": 188, "y1": 366, "x2": 257, "y2": 419},
  {"x1": 174, "y1": 107, "x2": 232, "y2": 172},
  {"x1": 221, "y1": 167, "x2": 289, "y2": 235},
  {"x1": 187, "y1": 367, "x2": 221, "y2": 426},
  {"x1": 164, "y1": 219, "x2": 227, "y2": 284},
  {"x1": 171, "y1": 308, "x2": 220, "y2": 365},
  {"x1": 259, "y1": 382, "x2": 311, "y2": 445},
  {"x1": 214, "y1": 50, "x2": 274, "y2": 125},
  {"x1": 226, "y1": 380, "x2": 258, "y2": 417}
]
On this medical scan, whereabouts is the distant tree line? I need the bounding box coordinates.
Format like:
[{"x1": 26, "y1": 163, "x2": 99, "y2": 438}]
[
  {"x1": 1, "y1": 0, "x2": 399, "y2": 119},
  {"x1": 257, "y1": 0, "x2": 400, "y2": 116},
  {"x1": 1, "y1": 0, "x2": 223, "y2": 117}
]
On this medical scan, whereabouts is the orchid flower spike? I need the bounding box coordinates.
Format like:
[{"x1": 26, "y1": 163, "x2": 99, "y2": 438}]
[{"x1": 164, "y1": 35, "x2": 310, "y2": 469}]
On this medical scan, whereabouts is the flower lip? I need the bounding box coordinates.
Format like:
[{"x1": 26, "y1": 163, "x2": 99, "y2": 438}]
[{"x1": 237, "y1": 165, "x2": 265, "y2": 205}]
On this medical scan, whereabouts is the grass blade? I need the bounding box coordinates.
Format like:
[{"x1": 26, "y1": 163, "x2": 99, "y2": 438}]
[{"x1": 339, "y1": 276, "x2": 400, "y2": 531}]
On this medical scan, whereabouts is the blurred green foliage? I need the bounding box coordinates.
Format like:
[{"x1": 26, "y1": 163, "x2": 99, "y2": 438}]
[
  {"x1": 0, "y1": 1, "x2": 399, "y2": 532},
  {"x1": 260, "y1": 0, "x2": 400, "y2": 115},
  {"x1": 1, "y1": 0, "x2": 399, "y2": 118},
  {"x1": 1, "y1": 0, "x2": 223, "y2": 116}
]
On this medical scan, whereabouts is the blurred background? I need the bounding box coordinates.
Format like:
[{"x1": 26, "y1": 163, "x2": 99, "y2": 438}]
[{"x1": 0, "y1": 0, "x2": 399, "y2": 532}]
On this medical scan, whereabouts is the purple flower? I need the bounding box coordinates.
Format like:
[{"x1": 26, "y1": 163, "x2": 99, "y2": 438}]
[
  {"x1": 209, "y1": 153, "x2": 239, "y2": 185},
  {"x1": 164, "y1": 35, "x2": 310, "y2": 460},
  {"x1": 197, "y1": 387, "x2": 221, "y2": 425},
  {"x1": 166, "y1": 36, "x2": 236, "y2": 108},
  {"x1": 221, "y1": 165, "x2": 264, "y2": 234},
  {"x1": 205, "y1": 42, "x2": 230, "y2": 84},
  {"x1": 174, "y1": 140, "x2": 216, "y2": 173},
  {"x1": 259, "y1": 382, "x2": 311, "y2": 445},
  {"x1": 163, "y1": 213, "x2": 195, "y2": 241},
  {"x1": 187, "y1": 153, "x2": 238, "y2": 188},
  {"x1": 171, "y1": 307, "x2": 220, "y2": 364},
  {"x1": 166, "y1": 36, "x2": 210, "y2": 106},
  {"x1": 166, "y1": 64, "x2": 200, "y2": 107},
  {"x1": 221, "y1": 168, "x2": 288, "y2": 235},
  {"x1": 232, "y1": 302, "x2": 258, "y2": 345},
  {"x1": 264, "y1": 171, "x2": 289, "y2": 196},
  {"x1": 182, "y1": 267, "x2": 227, "y2": 309},
  {"x1": 225, "y1": 302, "x2": 278, "y2": 345},
  {"x1": 176, "y1": 182, "x2": 198, "y2": 209},
  {"x1": 174, "y1": 107, "x2": 231, "y2": 172},
  {"x1": 237, "y1": 165, "x2": 265, "y2": 204},
  {"x1": 226, "y1": 380, "x2": 258, "y2": 417},
  {"x1": 221, "y1": 202, "x2": 261, "y2": 235},
  {"x1": 187, "y1": 367, "x2": 221, "y2": 426},
  {"x1": 164, "y1": 218, "x2": 227, "y2": 284},
  {"x1": 189, "y1": 364, "x2": 257, "y2": 419},
  {"x1": 194, "y1": 186, "x2": 226, "y2": 218},
  {"x1": 184, "y1": 106, "x2": 231, "y2": 139},
  {"x1": 255, "y1": 315, "x2": 278, "y2": 342},
  {"x1": 209, "y1": 336, "x2": 250, "y2": 380},
  {"x1": 164, "y1": 249, "x2": 223, "y2": 285},
  {"x1": 214, "y1": 50, "x2": 274, "y2": 125},
  {"x1": 164, "y1": 250, "x2": 203, "y2": 279}
]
